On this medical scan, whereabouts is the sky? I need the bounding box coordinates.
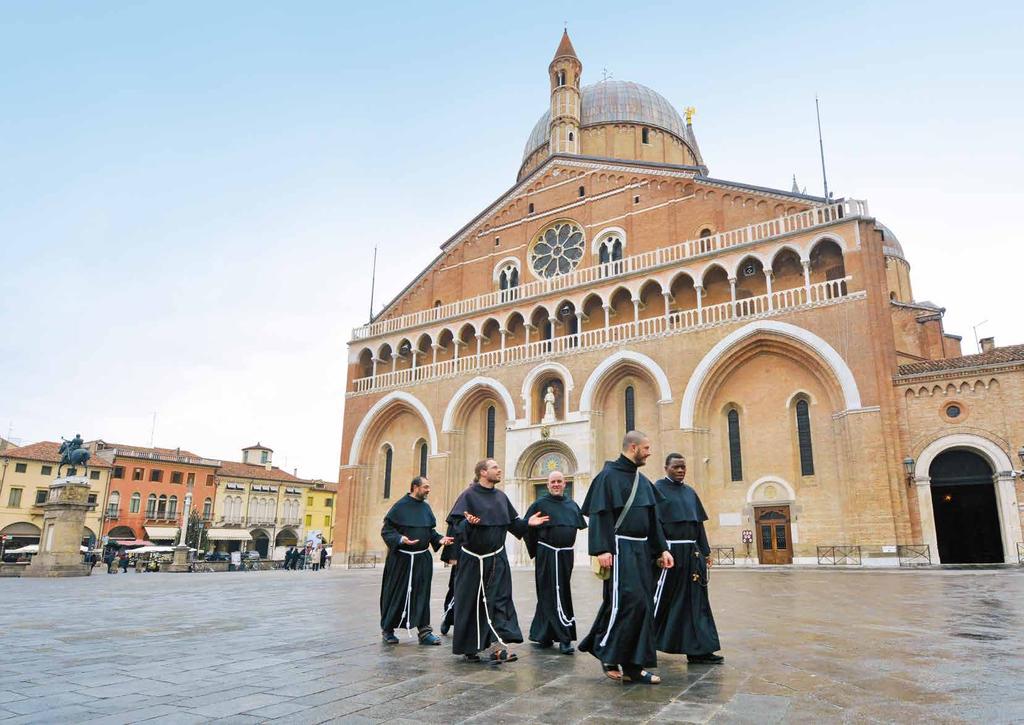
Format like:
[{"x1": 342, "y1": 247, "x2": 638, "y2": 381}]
[{"x1": 1, "y1": 1, "x2": 1022, "y2": 480}]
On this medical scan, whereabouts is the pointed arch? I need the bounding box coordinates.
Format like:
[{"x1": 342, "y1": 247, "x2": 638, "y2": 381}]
[
  {"x1": 442, "y1": 376, "x2": 517, "y2": 432},
  {"x1": 347, "y1": 391, "x2": 438, "y2": 466},
  {"x1": 579, "y1": 350, "x2": 672, "y2": 412}
]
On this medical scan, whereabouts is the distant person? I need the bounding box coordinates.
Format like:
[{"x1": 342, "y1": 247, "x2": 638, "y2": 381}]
[
  {"x1": 119, "y1": 548, "x2": 129, "y2": 573},
  {"x1": 319, "y1": 545, "x2": 328, "y2": 571}
]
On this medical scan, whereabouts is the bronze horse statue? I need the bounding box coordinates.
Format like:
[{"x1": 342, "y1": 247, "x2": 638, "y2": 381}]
[{"x1": 58, "y1": 434, "x2": 90, "y2": 477}]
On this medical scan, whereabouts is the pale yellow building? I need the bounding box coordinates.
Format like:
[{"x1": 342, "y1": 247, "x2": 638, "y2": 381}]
[{"x1": 303, "y1": 480, "x2": 336, "y2": 547}]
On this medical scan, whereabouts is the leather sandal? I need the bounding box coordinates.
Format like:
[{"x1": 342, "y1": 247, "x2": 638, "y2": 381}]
[
  {"x1": 488, "y1": 648, "x2": 518, "y2": 663},
  {"x1": 622, "y1": 669, "x2": 661, "y2": 684},
  {"x1": 602, "y1": 664, "x2": 622, "y2": 681}
]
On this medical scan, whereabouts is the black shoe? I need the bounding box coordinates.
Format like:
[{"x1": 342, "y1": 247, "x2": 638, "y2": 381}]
[
  {"x1": 532, "y1": 640, "x2": 553, "y2": 649},
  {"x1": 419, "y1": 633, "x2": 442, "y2": 646},
  {"x1": 464, "y1": 653, "x2": 481, "y2": 663},
  {"x1": 559, "y1": 642, "x2": 575, "y2": 655},
  {"x1": 382, "y1": 631, "x2": 400, "y2": 645},
  {"x1": 439, "y1": 622, "x2": 450, "y2": 636},
  {"x1": 687, "y1": 653, "x2": 724, "y2": 664}
]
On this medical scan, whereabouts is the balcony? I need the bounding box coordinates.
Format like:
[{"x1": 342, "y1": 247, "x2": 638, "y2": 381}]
[
  {"x1": 105, "y1": 507, "x2": 121, "y2": 519},
  {"x1": 351, "y1": 199, "x2": 868, "y2": 341},
  {"x1": 215, "y1": 516, "x2": 295, "y2": 527},
  {"x1": 354, "y1": 276, "x2": 859, "y2": 394}
]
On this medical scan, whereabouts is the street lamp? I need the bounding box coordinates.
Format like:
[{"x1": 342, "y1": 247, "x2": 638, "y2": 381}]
[
  {"x1": 1017, "y1": 445, "x2": 1024, "y2": 479},
  {"x1": 902, "y1": 457, "x2": 915, "y2": 484}
]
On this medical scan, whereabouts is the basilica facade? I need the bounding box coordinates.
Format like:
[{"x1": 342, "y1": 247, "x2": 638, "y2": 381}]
[{"x1": 334, "y1": 32, "x2": 1024, "y2": 566}]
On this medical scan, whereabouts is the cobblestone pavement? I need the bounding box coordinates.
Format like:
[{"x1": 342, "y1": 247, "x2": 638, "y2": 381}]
[{"x1": 2, "y1": 565, "x2": 1024, "y2": 724}]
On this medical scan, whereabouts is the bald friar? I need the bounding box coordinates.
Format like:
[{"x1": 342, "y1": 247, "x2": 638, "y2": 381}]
[{"x1": 523, "y1": 470, "x2": 587, "y2": 654}]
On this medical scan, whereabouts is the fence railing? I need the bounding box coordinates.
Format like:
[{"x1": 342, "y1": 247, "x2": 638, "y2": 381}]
[
  {"x1": 897, "y1": 544, "x2": 931, "y2": 567},
  {"x1": 710, "y1": 547, "x2": 735, "y2": 566},
  {"x1": 1018, "y1": 542, "x2": 1023, "y2": 565},
  {"x1": 816, "y1": 545, "x2": 862, "y2": 566},
  {"x1": 347, "y1": 553, "x2": 378, "y2": 569},
  {"x1": 352, "y1": 199, "x2": 867, "y2": 340}
]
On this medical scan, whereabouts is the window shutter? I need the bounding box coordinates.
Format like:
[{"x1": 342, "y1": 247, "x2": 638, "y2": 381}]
[
  {"x1": 796, "y1": 399, "x2": 815, "y2": 476},
  {"x1": 727, "y1": 409, "x2": 743, "y2": 481}
]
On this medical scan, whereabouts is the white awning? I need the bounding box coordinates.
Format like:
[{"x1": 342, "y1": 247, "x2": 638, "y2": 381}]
[
  {"x1": 144, "y1": 526, "x2": 179, "y2": 540},
  {"x1": 205, "y1": 528, "x2": 252, "y2": 541}
]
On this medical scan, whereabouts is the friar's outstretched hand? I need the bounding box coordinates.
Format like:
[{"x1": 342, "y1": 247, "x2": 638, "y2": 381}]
[
  {"x1": 527, "y1": 512, "x2": 550, "y2": 527},
  {"x1": 439, "y1": 536, "x2": 454, "y2": 546},
  {"x1": 400, "y1": 536, "x2": 420, "y2": 545},
  {"x1": 463, "y1": 512, "x2": 481, "y2": 525}
]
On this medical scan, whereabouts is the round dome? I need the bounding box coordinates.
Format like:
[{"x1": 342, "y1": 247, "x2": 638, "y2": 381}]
[
  {"x1": 523, "y1": 80, "x2": 688, "y2": 161},
  {"x1": 878, "y1": 223, "x2": 905, "y2": 260}
]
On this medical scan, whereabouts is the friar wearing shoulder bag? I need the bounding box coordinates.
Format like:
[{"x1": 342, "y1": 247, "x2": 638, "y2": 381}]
[{"x1": 591, "y1": 470, "x2": 638, "y2": 580}]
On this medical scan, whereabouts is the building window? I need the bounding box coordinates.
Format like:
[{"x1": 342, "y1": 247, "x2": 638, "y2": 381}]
[
  {"x1": 556, "y1": 69, "x2": 566, "y2": 86},
  {"x1": 727, "y1": 409, "x2": 743, "y2": 482},
  {"x1": 485, "y1": 405, "x2": 496, "y2": 459},
  {"x1": 90, "y1": 470, "x2": 100, "y2": 480},
  {"x1": 568, "y1": 131, "x2": 574, "y2": 142},
  {"x1": 35, "y1": 489, "x2": 48, "y2": 505},
  {"x1": 146, "y1": 494, "x2": 157, "y2": 517},
  {"x1": 150, "y1": 469, "x2": 163, "y2": 482},
  {"x1": 325, "y1": 498, "x2": 333, "y2": 508},
  {"x1": 498, "y1": 265, "x2": 519, "y2": 294},
  {"x1": 168, "y1": 496, "x2": 178, "y2": 518},
  {"x1": 14, "y1": 463, "x2": 26, "y2": 473},
  {"x1": 41, "y1": 465, "x2": 52, "y2": 476},
  {"x1": 383, "y1": 445, "x2": 393, "y2": 499},
  {"x1": 8, "y1": 488, "x2": 22, "y2": 507},
  {"x1": 419, "y1": 441, "x2": 428, "y2": 477},
  {"x1": 530, "y1": 221, "x2": 585, "y2": 278},
  {"x1": 324, "y1": 515, "x2": 331, "y2": 527},
  {"x1": 624, "y1": 385, "x2": 636, "y2": 433},
  {"x1": 187, "y1": 472, "x2": 195, "y2": 485},
  {"x1": 633, "y1": 195, "x2": 640, "y2": 204},
  {"x1": 578, "y1": 185, "x2": 585, "y2": 197},
  {"x1": 305, "y1": 514, "x2": 312, "y2": 527},
  {"x1": 130, "y1": 492, "x2": 141, "y2": 513},
  {"x1": 699, "y1": 228, "x2": 712, "y2": 239},
  {"x1": 132, "y1": 468, "x2": 143, "y2": 481},
  {"x1": 113, "y1": 466, "x2": 125, "y2": 479},
  {"x1": 206, "y1": 474, "x2": 215, "y2": 486},
  {"x1": 87, "y1": 493, "x2": 97, "y2": 504},
  {"x1": 945, "y1": 404, "x2": 962, "y2": 419},
  {"x1": 170, "y1": 471, "x2": 182, "y2": 484},
  {"x1": 598, "y1": 235, "x2": 624, "y2": 265},
  {"x1": 796, "y1": 399, "x2": 815, "y2": 476},
  {"x1": 642, "y1": 127, "x2": 650, "y2": 144},
  {"x1": 157, "y1": 495, "x2": 167, "y2": 518},
  {"x1": 528, "y1": 203, "x2": 534, "y2": 214},
  {"x1": 495, "y1": 236, "x2": 500, "y2": 246},
  {"x1": 261, "y1": 450, "x2": 269, "y2": 463},
  {"x1": 107, "y1": 491, "x2": 120, "y2": 517}
]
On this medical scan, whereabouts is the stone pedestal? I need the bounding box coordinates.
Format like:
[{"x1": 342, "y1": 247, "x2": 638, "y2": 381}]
[
  {"x1": 167, "y1": 545, "x2": 191, "y2": 573},
  {"x1": 23, "y1": 476, "x2": 95, "y2": 578}
]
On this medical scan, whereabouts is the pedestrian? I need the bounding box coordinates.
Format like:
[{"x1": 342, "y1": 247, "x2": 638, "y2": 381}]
[
  {"x1": 578, "y1": 431, "x2": 673, "y2": 684},
  {"x1": 284, "y1": 546, "x2": 294, "y2": 570},
  {"x1": 379, "y1": 476, "x2": 452, "y2": 645},
  {"x1": 312, "y1": 544, "x2": 321, "y2": 572},
  {"x1": 319, "y1": 544, "x2": 328, "y2": 571},
  {"x1": 653, "y1": 453, "x2": 724, "y2": 664},
  {"x1": 524, "y1": 470, "x2": 587, "y2": 655},
  {"x1": 119, "y1": 548, "x2": 129, "y2": 573},
  {"x1": 445, "y1": 459, "x2": 549, "y2": 663},
  {"x1": 438, "y1": 535, "x2": 459, "y2": 636},
  {"x1": 104, "y1": 549, "x2": 115, "y2": 574}
]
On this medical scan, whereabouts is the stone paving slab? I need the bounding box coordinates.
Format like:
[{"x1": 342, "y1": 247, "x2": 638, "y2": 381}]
[{"x1": 2, "y1": 566, "x2": 1023, "y2": 723}]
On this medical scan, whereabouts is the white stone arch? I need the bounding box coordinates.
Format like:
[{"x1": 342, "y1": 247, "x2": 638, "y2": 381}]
[
  {"x1": 521, "y1": 361, "x2": 575, "y2": 421},
  {"x1": 442, "y1": 376, "x2": 517, "y2": 432},
  {"x1": 693, "y1": 259, "x2": 733, "y2": 286},
  {"x1": 912, "y1": 432, "x2": 1020, "y2": 564},
  {"x1": 746, "y1": 475, "x2": 797, "y2": 503},
  {"x1": 492, "y1": 256, "x2": 522, "y2": 282},
  {"x1": 769, "y1": 242, "x2": 807, "y2": 266},
  {"x1": 680, "y1": 320, "x2": 863, "y2": 428},
  {"x1": 591, "y1": 226, "x2": 627, "y2": 254},
  {"x1": 731, "y1": 250, "x2": 770, "y2": 279},
  {"x1": 784, "y1": 389, "x2": 818, "y2": 410},
  {"x1": 579, "y1": 350, "x2": 673, "y2": 412},
  {"x1": 805, "y1": 231, "x2": 850, "y2": 257},
  {"x1": 347, "y1": 391, "x2": 439, "y2": 466}
]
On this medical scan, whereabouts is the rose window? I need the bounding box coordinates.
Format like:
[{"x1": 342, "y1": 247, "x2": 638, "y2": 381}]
[{"x1": 530, "y1": 221, "x2": 585, "y2": 278}]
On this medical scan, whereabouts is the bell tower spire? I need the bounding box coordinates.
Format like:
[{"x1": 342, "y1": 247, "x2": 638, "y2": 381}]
[{"x1": 548, "y1": 29, "x2": 582, "y2": 156}]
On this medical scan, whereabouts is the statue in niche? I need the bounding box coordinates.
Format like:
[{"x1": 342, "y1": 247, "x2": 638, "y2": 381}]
[{"x1": 542, "y1": 385, "x2": 557, "y2": 423}]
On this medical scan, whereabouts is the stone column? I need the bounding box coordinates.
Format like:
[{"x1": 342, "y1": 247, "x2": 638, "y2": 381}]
[
  {"x1": 995, "y1": 472, "x2": 1023, "y2": 564},
  {"x1": 914, "y1": 476, "x2": 939, "y2": 562},
  {"x1": 23, "y1": 476, "x2": 96, "y2": 578},
  {"x1": 764, "y1": 269, "x2": 774, "y2": 310},
  {"x1": 802, "y1": 260, "x2": 812, "y2": 301},
  {"x1": 695, "y1": 285, "x2": 704, "y2": 324}
]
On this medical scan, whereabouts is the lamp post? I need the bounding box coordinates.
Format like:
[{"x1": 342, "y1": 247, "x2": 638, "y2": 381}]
[
  {"x1": 169, "y1": 482, "x2": 193, "y2": 572},
  {"x1": 1017, "y1": 446, "x2": 1024, "y2": 478},
  {"x1": 902, "y1": 457, "x2": 915, "y2": 485}
]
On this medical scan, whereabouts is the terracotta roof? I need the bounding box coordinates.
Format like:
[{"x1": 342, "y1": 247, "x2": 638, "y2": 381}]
[
  {"x1": 553, "y1": 29, "x2": 578, "y2": 61},
  {"x1": 2, "y1": 441, "x2": 111, "y2": 467},
  {"x1": 92, "y1": 440, "x2": 220, "y2": 466},
  {"x1": 217, "y1": 460, "x2": 307, "y2": 484},
  {"x1": 897, "y1": 344, "x2": 1024, "y2": 376}
]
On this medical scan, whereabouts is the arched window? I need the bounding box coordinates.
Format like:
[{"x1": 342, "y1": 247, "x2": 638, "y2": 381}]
[
  {"x1": 486, "y1": 405, "x2": 496, "y2": 459},
  {"x1": 107, "y1": 491, "x2": 120, "y2": 517},
  {"x1": 598, "y1": 235, "x2": 624, "y2": 265},
  {"x1": 157, "y1": 495, "x2": 168, "y2": 518},
  {"x1": 796, "y1": 399, "x2": 815, "y2": 476},
  {"x1": 168, "y1": 495, "x2": 178, "y2": 518},
  {"x1": 383, "y1": 445, "x2": 393, "y2": 499},
  {"x1": 418, "y1": 441, "x2": 428, "y2": 477},
  {"x1": 129, "y1": 492, "x2": 141, "y2": 514},
  {"x1": 642, "y1": 127, "x2": 650, "y2": 144},
  {"x1": 146, "y1": 494, "x2": 157, "y2": 517},
  {"x1": 498, "y1": 264, "x2": 519, "y2": 300},
  {"x1": 203, "y1": 497, "x2": 212, "y2": 519},
  {"x1": 727, "y1": 409, "x2": 743, "y2": 481},
  {"x1": 556, "y1": 69, "x2": 566, "y2": 86},
  {"x1": 624, "y1": 386, "x2": 636, "y2": 434}
]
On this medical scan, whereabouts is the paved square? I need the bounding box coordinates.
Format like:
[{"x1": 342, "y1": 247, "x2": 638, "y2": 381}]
[{"x1": 2, "y1": 566, "x2": 1023, "y2": 723}]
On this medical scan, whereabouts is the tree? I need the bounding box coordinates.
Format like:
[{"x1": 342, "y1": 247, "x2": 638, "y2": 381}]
[{"x1": 184, "y1": 509, "x2": 208, "y2": 551}]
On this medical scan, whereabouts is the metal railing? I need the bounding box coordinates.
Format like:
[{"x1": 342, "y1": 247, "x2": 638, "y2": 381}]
[
  {"x1": 354, "y1": 276, "x2": 855, "y2": 393},
  {"x1": 710, "y1": 547, "x2": 735, "y2": 566},
  {"x1": 897, "y1": 544, "x2": 931, "y2": 567},
  {"x1": 352, "y1": 199, "x2": 867, "y2": 341},
  {"x1": 1017, "y1": 542, "x2": 1023, "y2": 565},
  {"x1": 817, "y1": 545, "x2": 862, "y2": 566},
  {"x1": 347, "y1": 553, "x2": 378, "y2": 569},
  {"x1": 107, "y1": 448, "x2": 222, "y2": 467}
]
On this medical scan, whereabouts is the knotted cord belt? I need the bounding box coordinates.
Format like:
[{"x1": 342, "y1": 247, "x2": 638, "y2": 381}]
[
  {"x1": 598, "y1": 535, "x2": 647, "y2": 648},
  {"x1": 460, "y1": 546, "x2": 507, "y2": 651},
  {"x1": 399, "y1": 548, "x2": 429, "y2": 638},
  {"x1": 652, "y1": 539, "x2": 696, "y2": 618},
  {"x1": 538, "y1": 541, "x2": 575, "y2": 628}
]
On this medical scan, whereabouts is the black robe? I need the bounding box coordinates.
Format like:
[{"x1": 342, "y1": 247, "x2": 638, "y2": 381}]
[
  {"x1": 577, "y1": 455, "x2": 668, "y2": 669},
  {"x1": 446, "y1": 482, "x2": 529, "y2": 655},
  {"x1": 379, "y1": 494, "x2": 443, "y2": 632},
  {"x1": 439, "y1": 525, "x2": 460, "y2": 631},
  {"x1": 524, "y1": 493, "x2": 587, "y2": 644},
  {"x1": 652, "y1": 478, "x2": 721, "y2": 655}
]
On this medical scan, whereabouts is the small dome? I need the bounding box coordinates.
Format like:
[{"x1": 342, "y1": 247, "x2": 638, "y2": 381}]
[
  {"x1": 878, "y1": 223, "x2": 906, "y2": 260},
  {"x1": 523, "y1": 80, "x2": 688, "y2": 161}
]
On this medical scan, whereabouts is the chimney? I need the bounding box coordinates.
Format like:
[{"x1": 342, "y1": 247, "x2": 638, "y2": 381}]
[{"x1": 980, "y1": 337, "x2": 995, "y2": 353}]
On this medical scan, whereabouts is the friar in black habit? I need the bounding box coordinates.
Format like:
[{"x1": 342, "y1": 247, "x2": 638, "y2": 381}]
[
  {"x1": 438, "y1": 528, "x2": 460, "y2": 636},
  {"x1": 653, "y1": 454, "x2": 724, "y2": 664},
  {"x1": 446, "y1": 458, "x2": 549, "y2": 663},
  {"x1": 379, "y1": 476, "x2": 453, "y2": 645},
  {"x1": 578, "y1": 431, "x2": 673, "y2": 684},
  {"x1": 524, "y1": 469, "x2": 587, "y2": 655}
]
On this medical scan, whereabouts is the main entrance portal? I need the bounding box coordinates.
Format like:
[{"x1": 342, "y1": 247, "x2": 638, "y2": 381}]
[
  {"x1": 929, "y1": 450, "x2": 1003, "y2": 564},
  {"x1": 754, "y1": 505, "x2": 793, "y2": 565}
]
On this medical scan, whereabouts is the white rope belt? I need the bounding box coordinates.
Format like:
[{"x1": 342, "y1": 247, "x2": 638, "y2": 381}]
[
  {"x1": 460, "y1": 546, "x2": 507, "y2": 651},
  {"x1": 538, "y1": 542, "x2": 575, "y2": 628},
  {"x1": 399, "y1": 548, "x2": 430, "y2": 638},
  {"x1": 598, "y1": 535, "x2": 647, "y2": 648},
  {"x1": 653, "y1": 539, "x2": 696, "y2": 618}
]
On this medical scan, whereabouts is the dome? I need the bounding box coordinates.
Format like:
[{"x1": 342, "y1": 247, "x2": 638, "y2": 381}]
[
  {"x1": 878, "y1": 223, "x2": 906, "y2": 260},
  {"x1": 523, "y1": 80, "x2": 688, "y2": 161}
]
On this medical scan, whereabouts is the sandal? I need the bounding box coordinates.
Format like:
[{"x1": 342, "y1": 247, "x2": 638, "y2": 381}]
[
  {"x1": 602, "y1": 664, "x2": 622, "y2": 681},
  {"x1": 487, "y1": 648, "x2": 518, "y2": 663},
  {"x1": 621, "y1": 669, "x2": 661, "y2": 685},
  {"x1": 464, "y1": 653, "x2": 481, "y2": 663}
]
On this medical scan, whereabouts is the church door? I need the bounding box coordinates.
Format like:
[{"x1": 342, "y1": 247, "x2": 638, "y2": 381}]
[
  {"x1": 754, "y1": 506, "x2": 793, "y2": 565},
  {"x1": 929, "y1": 450, "x2": 1003, "y2": 564}
]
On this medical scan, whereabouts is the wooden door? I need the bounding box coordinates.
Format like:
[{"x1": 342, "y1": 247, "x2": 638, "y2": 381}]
[{"x1": 754, "y1": 505, "x2": 793, "y2": 564}]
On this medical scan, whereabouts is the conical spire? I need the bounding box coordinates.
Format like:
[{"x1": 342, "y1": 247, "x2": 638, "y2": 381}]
[
  {"x1": 553, "y1": 29, "x2": 578, "y2": 61},
  {"x1": 791, "y1": 174, "x2": 800, "y2": 194}
]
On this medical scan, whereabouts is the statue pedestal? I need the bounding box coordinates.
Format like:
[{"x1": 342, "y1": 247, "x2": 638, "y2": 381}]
[
  {"x1": 167, "y1": 545, "x2": 191, "y2": 573},
  {"x1": 23, "y1": 477, "x2": 95, "y2": 578}
]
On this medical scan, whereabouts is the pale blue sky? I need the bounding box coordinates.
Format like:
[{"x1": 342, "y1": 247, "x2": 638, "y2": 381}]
[{"x1": 2, "y1": 1, "x2": 1021, "y2": 479}]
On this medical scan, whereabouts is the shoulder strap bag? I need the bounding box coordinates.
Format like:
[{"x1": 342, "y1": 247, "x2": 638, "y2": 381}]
[{"x1": 592, "y1": 470, "x2": 639, "y2": 580}]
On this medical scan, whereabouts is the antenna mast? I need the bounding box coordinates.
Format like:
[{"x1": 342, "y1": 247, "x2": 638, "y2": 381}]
[
  {"x1": 816, "y1": 95, "x2": 829, "y2": 200},
  {"x1": 149, "y1": 412, "x2": 157, "y2": 448},
  {"x1": 368, "y1": 244, "x2": 378, "y2": 322}
]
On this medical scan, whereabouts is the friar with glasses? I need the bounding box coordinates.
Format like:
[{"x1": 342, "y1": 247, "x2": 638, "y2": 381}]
[
  {"x1": 578, "y1": 431, "x2": 673, "y2": 684},
  {"x1": 380, "y1": 476, "x2": 453, "y2": 645},
  {"x1": 652, "y1": 454, "x2": 723, "y2": 664},
  {"x1": 446, "y1": 459, "x2": 549, "y2": 663},
  {"x1": 523, "y1": 470, "x2": 587, "y2": 655}
]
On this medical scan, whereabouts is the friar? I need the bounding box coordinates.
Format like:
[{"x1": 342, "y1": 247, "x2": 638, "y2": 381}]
[
  {"x1": 446, "y1": 458, "x2": 549, "y2": 663},
  {"x1": 578, "y1": 431, "x2": 673, "y2": 684},
  {"x1": 438, "y1": 527, "x2": 460, "y2": 636},
  {"x1": 652, "y1": 453, "x2": 724, "y2": 663},
  {"x1": 379, "y1": 476, "x2": 453, "y2": 645},
  {"x1": 523, "y1": 469, "x2": 587, "y2": 655}
]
